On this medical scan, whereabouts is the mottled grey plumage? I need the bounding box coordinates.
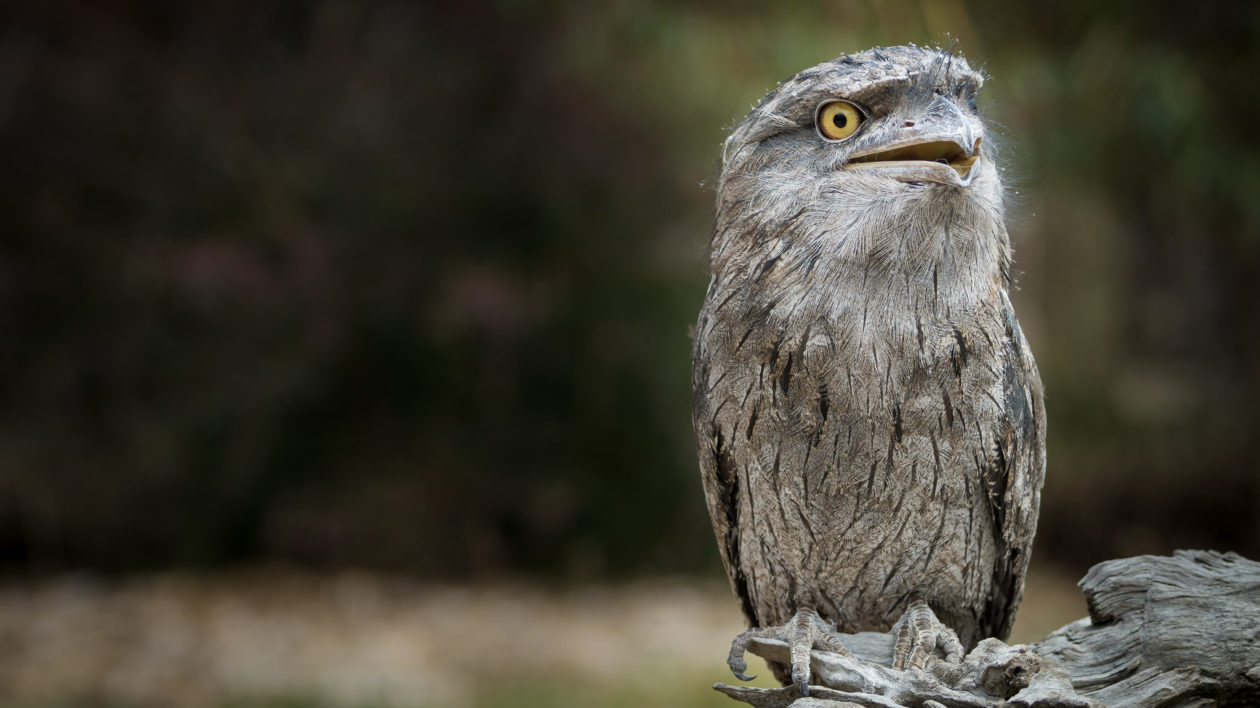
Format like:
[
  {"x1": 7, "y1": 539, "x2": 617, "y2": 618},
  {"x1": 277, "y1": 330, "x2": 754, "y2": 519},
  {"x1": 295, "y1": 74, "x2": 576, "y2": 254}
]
[{"x1": 692, "y1": 45, "x2": 1045, "y2": 690}]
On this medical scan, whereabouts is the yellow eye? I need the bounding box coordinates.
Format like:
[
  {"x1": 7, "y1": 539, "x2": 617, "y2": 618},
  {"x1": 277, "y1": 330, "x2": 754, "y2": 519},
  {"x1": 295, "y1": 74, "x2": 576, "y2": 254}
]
[{"x1": 817, "y1": 100, "x2": 863, "y2": 141}]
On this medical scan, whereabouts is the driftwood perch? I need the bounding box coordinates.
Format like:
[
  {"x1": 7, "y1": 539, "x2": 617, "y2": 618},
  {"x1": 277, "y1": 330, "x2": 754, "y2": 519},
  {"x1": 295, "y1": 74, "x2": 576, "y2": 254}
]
[{"x1": 717, "y1": 551, "x2": 1260, "y2": 707}]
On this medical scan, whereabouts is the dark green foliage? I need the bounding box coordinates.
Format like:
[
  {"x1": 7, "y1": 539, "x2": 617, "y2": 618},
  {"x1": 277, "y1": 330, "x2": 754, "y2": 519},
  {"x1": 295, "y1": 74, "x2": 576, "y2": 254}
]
[{"x1": 3, "y1": 1, "x2": 1260, "y2": 577}]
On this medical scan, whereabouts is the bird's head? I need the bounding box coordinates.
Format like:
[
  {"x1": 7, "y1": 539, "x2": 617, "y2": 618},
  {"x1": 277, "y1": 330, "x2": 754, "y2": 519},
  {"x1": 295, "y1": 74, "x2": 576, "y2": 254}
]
[
  {"x1": 721, "y1": 45, "x2": 992, "y2": 188},
  {"x1": 713, "y1": 45, "x2": 1007, "y2": 278}
]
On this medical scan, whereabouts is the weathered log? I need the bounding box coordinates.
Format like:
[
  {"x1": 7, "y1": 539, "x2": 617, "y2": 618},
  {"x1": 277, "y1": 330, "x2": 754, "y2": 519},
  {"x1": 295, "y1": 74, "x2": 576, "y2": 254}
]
[
  {"x1": 1033, "y1": 550, "x2": 1260, "y2": 706},
  {"x1": 715, "y1": 551, "x2": 1260, "y2": 707}
]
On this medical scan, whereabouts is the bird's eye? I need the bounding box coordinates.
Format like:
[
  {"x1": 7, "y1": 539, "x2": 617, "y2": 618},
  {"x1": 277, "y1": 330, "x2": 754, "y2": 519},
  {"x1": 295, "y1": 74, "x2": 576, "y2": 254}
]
[{"x1": 816, "y1": 100, "x2": 863, "y2": 141}]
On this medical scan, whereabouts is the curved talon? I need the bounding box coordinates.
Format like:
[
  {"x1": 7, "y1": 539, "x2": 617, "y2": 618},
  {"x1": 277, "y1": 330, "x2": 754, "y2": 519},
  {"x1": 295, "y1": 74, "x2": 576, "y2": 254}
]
[
  {"x1": 727, "y1": 628, "x2": 758, "y2": 681},
  {"x1": 727, "y1": 658, "x2": 756, "y2": 681},
  {"x1": 725, "y1": 608, "x2": 852, "y2": 693},
  {"x1": 726, "y1": 653, "x2": 757, "y2": 681}
]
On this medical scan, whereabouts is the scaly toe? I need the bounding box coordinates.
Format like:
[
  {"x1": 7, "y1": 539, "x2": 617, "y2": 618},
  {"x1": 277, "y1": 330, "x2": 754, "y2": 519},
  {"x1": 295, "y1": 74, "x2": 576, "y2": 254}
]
[{"x1": 891, "y1": 599, "x2": 962, "y2": 671}]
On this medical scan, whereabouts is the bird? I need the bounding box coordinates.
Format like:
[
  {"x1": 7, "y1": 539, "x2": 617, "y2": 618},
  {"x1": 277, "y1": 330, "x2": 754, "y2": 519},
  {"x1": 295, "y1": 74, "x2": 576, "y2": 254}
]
[{"x1": 690, "y1": 45, "x2": 1045, "y2": 696}]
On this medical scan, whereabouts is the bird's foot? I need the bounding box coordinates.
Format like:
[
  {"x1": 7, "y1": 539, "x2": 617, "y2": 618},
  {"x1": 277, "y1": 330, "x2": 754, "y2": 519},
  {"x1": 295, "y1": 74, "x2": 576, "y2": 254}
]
[
  {"x1": 727, "y1": 607, "x2": 851, "y2": 697},
  {"x1": 890, "y1": 599, "x2": 964, "y2": 671}
]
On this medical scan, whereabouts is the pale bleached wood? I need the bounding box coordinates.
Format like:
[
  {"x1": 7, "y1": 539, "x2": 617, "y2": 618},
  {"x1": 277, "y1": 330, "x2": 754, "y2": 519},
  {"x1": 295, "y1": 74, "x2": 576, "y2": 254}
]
[{"x1": 716, "y1": 551, "x2": 1260, "y2": 708}]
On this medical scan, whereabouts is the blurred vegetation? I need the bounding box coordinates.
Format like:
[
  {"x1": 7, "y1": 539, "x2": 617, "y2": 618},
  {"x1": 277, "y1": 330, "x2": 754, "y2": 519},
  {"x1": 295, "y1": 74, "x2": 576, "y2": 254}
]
[{"x1": 2, "y1": 0, "x2": 1260, "y2": 581}]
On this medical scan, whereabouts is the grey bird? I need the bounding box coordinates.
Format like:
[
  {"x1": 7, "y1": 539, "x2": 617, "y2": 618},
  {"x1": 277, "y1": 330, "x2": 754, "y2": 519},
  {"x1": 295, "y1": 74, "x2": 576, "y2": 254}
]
[{"x1": 691, "y1": 45, "x2": 1045, "y2": 695}]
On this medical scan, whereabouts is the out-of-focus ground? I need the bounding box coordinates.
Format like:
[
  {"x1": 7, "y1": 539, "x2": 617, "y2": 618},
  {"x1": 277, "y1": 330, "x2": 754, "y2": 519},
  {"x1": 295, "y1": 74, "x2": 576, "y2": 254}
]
[{"x1": 0, "y1": 567, "x2": 1084, "y2": 708}]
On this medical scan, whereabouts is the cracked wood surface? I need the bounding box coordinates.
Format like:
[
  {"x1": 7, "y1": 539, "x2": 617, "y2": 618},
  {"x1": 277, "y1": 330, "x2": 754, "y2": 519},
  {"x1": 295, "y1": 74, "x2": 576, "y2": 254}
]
[{"x1": 717, "y1": 551, "x2": 1260, "y2": 708}]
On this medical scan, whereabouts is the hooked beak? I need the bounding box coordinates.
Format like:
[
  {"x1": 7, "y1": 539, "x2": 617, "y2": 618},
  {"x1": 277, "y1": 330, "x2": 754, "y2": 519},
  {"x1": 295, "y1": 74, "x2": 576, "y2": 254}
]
[{"x1": 844, "y1": 98, "x2": 983, "y2": 186}]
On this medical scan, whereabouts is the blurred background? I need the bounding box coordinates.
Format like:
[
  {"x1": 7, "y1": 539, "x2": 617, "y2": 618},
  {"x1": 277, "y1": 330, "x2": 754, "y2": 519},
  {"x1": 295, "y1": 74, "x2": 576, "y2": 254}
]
[{"x1": 3, "y1": 1, "x2": 1259, "y2": 706}]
